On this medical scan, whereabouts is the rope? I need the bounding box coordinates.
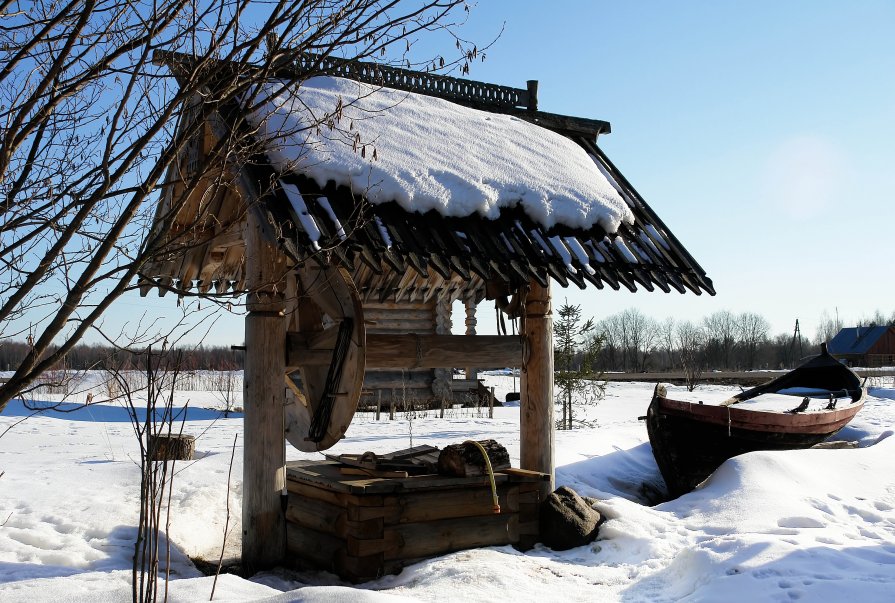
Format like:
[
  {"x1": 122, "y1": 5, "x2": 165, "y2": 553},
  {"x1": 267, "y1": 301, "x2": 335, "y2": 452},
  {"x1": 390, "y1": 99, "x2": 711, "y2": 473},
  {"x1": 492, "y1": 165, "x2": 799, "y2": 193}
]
[
  {"x1": 464, "y1": 440, "x2": 501, "y2": 513},
  {"x1": 308, "y1": 317, "x2": 353, "y2": 443}
]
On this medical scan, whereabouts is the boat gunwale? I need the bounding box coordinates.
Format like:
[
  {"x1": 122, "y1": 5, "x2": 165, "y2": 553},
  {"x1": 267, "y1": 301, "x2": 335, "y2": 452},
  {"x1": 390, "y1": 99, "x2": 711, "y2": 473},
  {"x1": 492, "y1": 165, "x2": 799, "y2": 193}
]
[{"x1": 653, "y1": 394, "x2": 865, "y2": 434}]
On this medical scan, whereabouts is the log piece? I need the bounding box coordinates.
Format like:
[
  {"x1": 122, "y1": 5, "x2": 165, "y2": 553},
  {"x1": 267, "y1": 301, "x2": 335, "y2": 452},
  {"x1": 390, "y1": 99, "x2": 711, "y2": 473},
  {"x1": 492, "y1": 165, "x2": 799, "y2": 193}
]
[
  {"x1": 149, "y1": 434, "x2": 195, "y2": 461},
  {"x1": 437, "y1": 439, "x2": 510, "y2": 477}
]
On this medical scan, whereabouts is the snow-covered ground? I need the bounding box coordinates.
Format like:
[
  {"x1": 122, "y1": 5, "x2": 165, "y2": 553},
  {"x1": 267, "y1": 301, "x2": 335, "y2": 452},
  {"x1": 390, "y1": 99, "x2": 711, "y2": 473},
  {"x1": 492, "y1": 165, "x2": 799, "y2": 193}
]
[{"x1": 1, "y1": 373, "x2": 894, "y2": 602}]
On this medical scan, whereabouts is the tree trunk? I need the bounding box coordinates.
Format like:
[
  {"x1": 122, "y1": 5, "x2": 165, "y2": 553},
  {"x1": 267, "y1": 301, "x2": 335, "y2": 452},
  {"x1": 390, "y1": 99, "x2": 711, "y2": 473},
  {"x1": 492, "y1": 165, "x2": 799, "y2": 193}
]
[{"x1": 149, "y1": 434, "x2": 195, "y2": 461}]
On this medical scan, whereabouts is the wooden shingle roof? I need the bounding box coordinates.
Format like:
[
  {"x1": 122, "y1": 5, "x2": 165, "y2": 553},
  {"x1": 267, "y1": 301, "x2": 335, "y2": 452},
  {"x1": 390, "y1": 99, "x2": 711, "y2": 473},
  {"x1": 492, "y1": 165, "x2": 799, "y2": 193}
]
[{"x1": 140, "y1": 54, "x2": 714, "y2": 303}]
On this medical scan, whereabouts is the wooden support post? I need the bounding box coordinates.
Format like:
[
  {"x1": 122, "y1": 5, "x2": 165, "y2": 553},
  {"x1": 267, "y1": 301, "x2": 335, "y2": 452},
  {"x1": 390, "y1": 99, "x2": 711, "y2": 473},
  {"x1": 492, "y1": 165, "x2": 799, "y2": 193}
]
[
  {"x1": 375, "y1": 390, "x2": 382, "y2": 421},
  {"x1": 489, "y1": 386, "x2": 495, "y2": 419},
  {"x1": 464, "y1": 298, "x2": 478, "y2": 381},
  {"x1": 242, "y1": 217, "x2": 288, "y2": 572},
  {"x1": 526, "y1": 80, "x2": 539, "y2": 111},
  {"x1": 432, "y1": 294, "x2": 453, "y2": 401},
  {"x1": 389, "y1": 398, "x2": 396, "y2": 421},
  {"x1": 521, "y1": 280, "x2": 554, "y2": 501}
]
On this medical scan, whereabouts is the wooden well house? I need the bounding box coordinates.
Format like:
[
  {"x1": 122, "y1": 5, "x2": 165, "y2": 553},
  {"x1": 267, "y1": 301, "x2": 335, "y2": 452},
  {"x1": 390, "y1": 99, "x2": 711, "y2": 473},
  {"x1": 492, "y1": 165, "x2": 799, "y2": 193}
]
[{"x1": 141, "y1": 52, "x2": 713, "y2": 576}]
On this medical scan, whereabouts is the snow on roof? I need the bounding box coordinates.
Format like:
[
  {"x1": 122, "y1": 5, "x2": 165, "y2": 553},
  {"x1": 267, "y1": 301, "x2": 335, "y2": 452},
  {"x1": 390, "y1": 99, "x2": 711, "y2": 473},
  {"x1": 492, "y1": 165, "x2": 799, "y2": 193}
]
[{"x1": 247, "y1": 76, "x2": 635, "y2": 232}]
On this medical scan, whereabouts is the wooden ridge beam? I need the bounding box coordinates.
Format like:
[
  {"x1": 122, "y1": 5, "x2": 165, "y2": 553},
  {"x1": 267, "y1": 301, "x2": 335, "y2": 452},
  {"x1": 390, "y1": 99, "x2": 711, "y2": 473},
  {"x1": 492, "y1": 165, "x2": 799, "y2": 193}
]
[{"x1": 287, "y1": 332, "x2": 522, "y2": 370}]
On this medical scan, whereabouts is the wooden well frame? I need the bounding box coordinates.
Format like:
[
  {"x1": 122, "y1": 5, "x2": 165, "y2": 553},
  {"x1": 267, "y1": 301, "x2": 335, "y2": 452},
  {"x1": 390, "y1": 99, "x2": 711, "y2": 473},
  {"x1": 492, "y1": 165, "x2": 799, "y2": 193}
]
[{"x1": 143, "y1": 52, "x2": 714, "y2": 573}]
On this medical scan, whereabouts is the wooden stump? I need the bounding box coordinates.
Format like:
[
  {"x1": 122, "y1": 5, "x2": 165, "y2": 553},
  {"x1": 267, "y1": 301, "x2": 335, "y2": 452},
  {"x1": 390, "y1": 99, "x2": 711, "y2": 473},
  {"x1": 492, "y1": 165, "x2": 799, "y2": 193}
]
[
  {"x1": 437, "y1": 439, "x2": 510, "y2": 477},
  {"x1": 149, "y1": 434, "x2": 195, "y2": 461}
]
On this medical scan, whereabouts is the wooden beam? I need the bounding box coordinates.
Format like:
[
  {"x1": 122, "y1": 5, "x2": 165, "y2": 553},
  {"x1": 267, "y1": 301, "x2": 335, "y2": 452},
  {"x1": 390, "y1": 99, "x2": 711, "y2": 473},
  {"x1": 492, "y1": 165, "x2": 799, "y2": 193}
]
[
  {"x1": 520, "y1": 280, "x2": 554, "y2": 501},
  {"x1": 286, "y1": 333, "x2": 522, "y2": 370},
  {"x1": 242, "y1": 212, "x2": 288, "y2": 572}
]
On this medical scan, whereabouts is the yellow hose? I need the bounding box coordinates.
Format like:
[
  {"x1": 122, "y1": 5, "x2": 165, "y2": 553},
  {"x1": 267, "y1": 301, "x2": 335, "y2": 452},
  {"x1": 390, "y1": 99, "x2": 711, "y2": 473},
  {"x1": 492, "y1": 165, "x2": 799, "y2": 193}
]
[{"x1": 464, "y1": 440, "x2": 501, "y2": 513}]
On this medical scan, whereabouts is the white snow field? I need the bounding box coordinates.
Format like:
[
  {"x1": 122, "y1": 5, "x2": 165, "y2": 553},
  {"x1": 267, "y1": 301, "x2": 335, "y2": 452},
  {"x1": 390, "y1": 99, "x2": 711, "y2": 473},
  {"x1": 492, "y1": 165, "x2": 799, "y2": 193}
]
[{"x1": 1, "y1": 373, "x2": 894, "y2": 602}]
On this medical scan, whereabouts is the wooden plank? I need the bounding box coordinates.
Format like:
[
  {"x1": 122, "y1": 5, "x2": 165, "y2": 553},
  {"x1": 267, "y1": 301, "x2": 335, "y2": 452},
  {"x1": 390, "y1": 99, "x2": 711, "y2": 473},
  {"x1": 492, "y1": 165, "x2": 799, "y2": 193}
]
[
  {"x1": 518, "y1": 502, "x2": 541, "y2": 525},
  {"x1": 286, "y1": 462, "x2": 358, "y2": 494},
  {"x1": 366, "y1": 305, "x2": 435, "y2": 320},
  {"x1": 517, "y1": 490, "x2": 541, "y2": 504},
  {"x1": 518, "y1": 519, "x2": 539, "y2": 536},
  {"x1": 376, "y1": 514, "x2": 520, "y2": 560},
  {"x1": 502, "y1": 467, "x2": 552, "y2": 482},
  {"x1": 340, "y1": 468, "x2": 410, "y2": 479},
  {"x1": 378, "y1": 486, "x2": 520, "y2": 524},
  {"x1": 285, "y1": 478, "x2": 381, "y2": 509},
  {"x1": 521, "y1": 279, "x2": 555, "y2": 500},
  {"x1": 285, "y1": 462, "x2": 392, "y2": 496},
  {"x1": 362, "y1": 300, "x2": 435, "y2": 312},
  {"x1": 286, "y1": 523, "x2": 343, "y2": 571},
  {"x1": 366, "y1": 334, "x2": 522, "y2": 369},
  {"x1": 362, "y1": 378, "x2": 432, "y2": 392},
  {"x1": 285, "y1": 492, "x2": 344, "y2": 534},
  {"x1": 337, "y1": 552, "x2": 386, "y2": 583},
  {"x1": 286, "y1": 333, "x2": 522, "y2": 370},
  {"x1": 380, "y1": 444, "x2": 439, "y2": 460},
  {"x1": 367, "y1": 321, "x2": 437, "y2": 334},
  {"x1": 286, "y1": 459, "x2": 517, "y2": 495},
  {"x1": 346, "y1": 503, "x2": 399, "y2": 522}
]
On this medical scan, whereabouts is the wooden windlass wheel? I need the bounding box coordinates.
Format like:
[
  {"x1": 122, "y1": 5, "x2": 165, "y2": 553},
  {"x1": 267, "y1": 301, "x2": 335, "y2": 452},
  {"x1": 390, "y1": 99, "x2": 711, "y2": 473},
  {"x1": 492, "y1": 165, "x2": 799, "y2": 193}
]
[{"x1": 284, "y1": 264, "x2": 366, "y2": 452}]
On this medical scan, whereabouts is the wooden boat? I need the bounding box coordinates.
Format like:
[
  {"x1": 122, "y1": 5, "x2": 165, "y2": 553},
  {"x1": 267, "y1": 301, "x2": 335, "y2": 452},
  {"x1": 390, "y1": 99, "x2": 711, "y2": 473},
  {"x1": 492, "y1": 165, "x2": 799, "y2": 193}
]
[{"x1": 646, "y1": 344, "x2": 865, "y2": 498}]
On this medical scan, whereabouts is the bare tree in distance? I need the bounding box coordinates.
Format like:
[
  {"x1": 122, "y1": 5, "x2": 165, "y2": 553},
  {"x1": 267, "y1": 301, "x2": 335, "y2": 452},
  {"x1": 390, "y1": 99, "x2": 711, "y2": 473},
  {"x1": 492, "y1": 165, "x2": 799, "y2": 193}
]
[
  {"x1": 703, "y1": 310, "x2": 737, "y2": 370},
  {"x1": 597, "y1": 308, "x2": 657, "y2": 372},
  {"x1": 815, "y1": 309, "x2": 844, "y2": 346},
  {"x1": 622, "y1": 307, "x2": 658, "y2": 372},
  {"x1": 737, "y1": 311, "x2": 770, "y2": 370},
  {"x1": 676, "y1": 320, "x2": 706, "y2": 392},
  {"x1": 0, "y1": 0, "x2": 481, "y2": 411},
  {"x1": 856, "y1": 309, "x2": 895, "y2": 329},
  {"x1": 597, "y1": 313, "x2": 624, "y2": 372},
  {"x1": 211, "y1": 356, "x2": 242, "y2": 417},
  {"x1": 656, "y1": 316, "x2": 676, "y2": 371}
]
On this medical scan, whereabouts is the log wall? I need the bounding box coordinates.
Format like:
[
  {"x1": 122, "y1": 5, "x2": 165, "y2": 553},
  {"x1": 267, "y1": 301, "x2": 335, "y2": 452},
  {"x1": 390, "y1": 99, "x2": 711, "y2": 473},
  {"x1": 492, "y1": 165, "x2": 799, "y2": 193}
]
[
  {"x1": 285, "y1": 460, "x2": 546, "y2": 582},
  {"x1": 361, "y1": 301, "x2": 437, "y2": 407}
]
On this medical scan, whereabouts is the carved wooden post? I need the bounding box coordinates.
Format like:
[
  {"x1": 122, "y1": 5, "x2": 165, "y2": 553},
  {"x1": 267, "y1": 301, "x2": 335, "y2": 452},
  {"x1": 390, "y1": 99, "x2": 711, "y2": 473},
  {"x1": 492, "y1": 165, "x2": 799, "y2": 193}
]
[
  {"x1": 242, "y1": 218, "x2": 288, "y2": 572},
  {"x1": 464, "y1": 297, "x2": 477, "y2": 381},
  {"x1": 521, "y1": 280, "x2": 554, "y2": 501},
  {"x1": 432, "y1": 294, "x2": 453, "y2": 402}
]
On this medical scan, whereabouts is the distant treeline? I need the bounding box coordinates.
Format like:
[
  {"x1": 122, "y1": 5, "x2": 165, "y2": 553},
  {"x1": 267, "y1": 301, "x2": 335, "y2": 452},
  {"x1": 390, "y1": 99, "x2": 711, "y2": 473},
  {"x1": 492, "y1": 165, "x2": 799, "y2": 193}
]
[
  {"x1": 2, "y1": 307, "x2": 893, "y2": 375},
  {"x1": 0, "y1": 341, "x2": 243, "y2": 373},
  {"x1": 591, "y1": 308, "x2": 895, "y2": 373}
]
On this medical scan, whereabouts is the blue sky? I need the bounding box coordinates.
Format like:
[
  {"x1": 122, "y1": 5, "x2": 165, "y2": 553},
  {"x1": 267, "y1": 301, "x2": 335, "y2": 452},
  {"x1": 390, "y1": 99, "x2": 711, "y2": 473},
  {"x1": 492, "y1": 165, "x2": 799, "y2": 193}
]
[
  {"x1": 449, "y1": 1, "x2": 895, "y2": 338},
  {"x1": 104, "y1": 1, "x2": 895, "y2": 346}
]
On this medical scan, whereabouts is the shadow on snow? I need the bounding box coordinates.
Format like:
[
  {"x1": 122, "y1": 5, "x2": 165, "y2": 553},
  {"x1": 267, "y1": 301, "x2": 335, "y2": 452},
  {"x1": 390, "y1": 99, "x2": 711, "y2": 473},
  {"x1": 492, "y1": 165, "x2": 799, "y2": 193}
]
[{"x1": 0, "y1": 399, "x2": 240, "y2": 423}]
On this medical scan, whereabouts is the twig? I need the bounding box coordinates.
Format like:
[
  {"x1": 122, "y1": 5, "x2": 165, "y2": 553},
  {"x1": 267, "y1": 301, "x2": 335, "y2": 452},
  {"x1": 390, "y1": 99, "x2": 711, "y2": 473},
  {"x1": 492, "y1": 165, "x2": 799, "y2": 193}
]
[
  {"x1": 0, "y1": 471, "x2": 9, "y2": 526},
  {"x1": 0, "y1": 409, "x2": 41, "y2": 440},
  {"x1": 210, "y1": 433, "x2": 239, "y2": 601}
]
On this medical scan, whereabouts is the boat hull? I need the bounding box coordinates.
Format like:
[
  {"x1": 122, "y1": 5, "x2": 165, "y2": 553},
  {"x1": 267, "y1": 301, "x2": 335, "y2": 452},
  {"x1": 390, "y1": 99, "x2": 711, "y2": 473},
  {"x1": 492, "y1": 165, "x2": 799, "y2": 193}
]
[
  {"x1": 646, "y1": 346, "x2": 865, "y2": 498},
  {"x1": 646, "y1": 389, "x2": 863, "y2": 497}
]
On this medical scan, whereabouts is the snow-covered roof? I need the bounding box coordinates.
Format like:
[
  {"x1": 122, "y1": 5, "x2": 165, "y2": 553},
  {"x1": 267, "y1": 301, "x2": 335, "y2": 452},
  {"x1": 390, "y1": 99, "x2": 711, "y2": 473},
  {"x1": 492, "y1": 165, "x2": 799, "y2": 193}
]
[
  {"x1": 247, "y1": 76, "x2": 634, "y2": 233},
  {"x1": 141, "y1": 54, "x2": 714, "y2": 298}
]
